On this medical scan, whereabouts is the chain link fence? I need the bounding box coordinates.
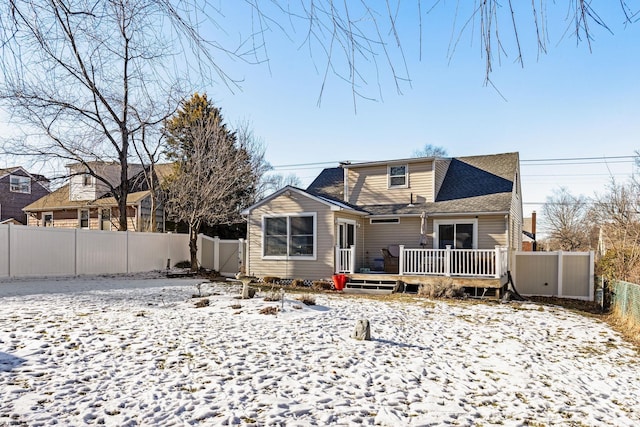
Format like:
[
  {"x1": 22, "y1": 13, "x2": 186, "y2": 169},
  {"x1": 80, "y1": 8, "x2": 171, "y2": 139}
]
[{"x1": 610, "y1": 280, "x2": 640, "y2": 328}]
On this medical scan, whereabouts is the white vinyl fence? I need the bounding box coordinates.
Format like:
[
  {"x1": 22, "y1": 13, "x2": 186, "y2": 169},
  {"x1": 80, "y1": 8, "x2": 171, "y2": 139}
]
[
  {"x1": 0, "y1": 224, "x2": 245, "y2": 278},
  {"x1": 513, "y1": 251, "x2": 595, "y2": 301}
]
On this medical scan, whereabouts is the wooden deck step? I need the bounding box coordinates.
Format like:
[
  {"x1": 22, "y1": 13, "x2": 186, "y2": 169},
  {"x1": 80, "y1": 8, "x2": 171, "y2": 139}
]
[{"x1": 344, "y1": 278, "x2": 398, "y2": 295}]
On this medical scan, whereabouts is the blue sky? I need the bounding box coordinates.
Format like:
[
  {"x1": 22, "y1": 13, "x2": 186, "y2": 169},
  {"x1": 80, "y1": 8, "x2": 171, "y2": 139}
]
[
  {"x1": 1, "y1": 2, "x2": 638, "y2": 220},
  {"x1": 207, "y1": 2, "x2": 639, "y2": 218}
]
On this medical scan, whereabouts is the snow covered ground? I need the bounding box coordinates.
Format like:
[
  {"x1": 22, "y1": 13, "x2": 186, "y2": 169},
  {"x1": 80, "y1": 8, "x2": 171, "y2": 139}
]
[{"x1": 1, "y1": 275, "x2": 639, "y2": 426}]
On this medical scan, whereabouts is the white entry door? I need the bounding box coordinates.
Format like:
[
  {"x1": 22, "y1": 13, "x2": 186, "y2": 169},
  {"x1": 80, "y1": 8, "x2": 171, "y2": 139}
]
[{"x1": 337, "y1": 220, "x2": 356, "y2": 249}]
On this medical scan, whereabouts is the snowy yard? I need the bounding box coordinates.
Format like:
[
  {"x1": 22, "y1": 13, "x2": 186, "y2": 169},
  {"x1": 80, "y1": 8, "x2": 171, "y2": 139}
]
[{"x1": 1, "y1": 276, "x2": 639, "y2": 426}]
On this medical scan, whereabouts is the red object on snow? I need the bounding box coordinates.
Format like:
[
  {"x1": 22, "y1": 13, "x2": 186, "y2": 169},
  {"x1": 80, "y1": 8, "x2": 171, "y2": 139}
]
[{"x1": 332, "y1": 274, "x2": 347, "y2": 291}]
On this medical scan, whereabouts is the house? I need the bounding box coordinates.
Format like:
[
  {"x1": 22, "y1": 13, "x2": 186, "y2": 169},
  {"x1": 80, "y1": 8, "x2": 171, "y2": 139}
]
[
  {"x1": 23, "y1": 162, "x2": 174, "y2": 232},
  {"x1": 0, "y1": 167, "x2": 51, "y2": 225},
  {"x1": 522, "y1": 211, "x2": 537, "y2": 251},
  {"x1": 241, "y1": 152, "x2": 523, "y2": 296}
]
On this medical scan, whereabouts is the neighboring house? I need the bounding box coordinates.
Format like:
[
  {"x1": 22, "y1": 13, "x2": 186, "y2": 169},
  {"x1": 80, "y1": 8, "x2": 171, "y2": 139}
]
[
  {"x1": 0, "y1": 167, "x2": 51, "y2": 225},
  {"x1": 522, "y1": 211, "x2": 537, "y2": 251},
  {"x1": 23, "y1": 162, "x2": 174, "y2": 232},
  {"x1": 241, "y1": 152, "x2": 523, "y2": 295}
]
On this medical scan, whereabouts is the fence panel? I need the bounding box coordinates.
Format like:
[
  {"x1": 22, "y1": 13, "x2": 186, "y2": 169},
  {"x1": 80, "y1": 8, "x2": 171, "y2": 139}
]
[
  {"x1": 76, "y1": 230, "x2": 127, "y2": 275},
  {"x1": 611, "y1": 280, "x2": 640, "y2": 328},
  {"x1": 0, "y1": 225, "x2": 8, "y2": 277},
  {"x1": 9, "y1": 226, "x2": 76, "y2": 277},
  {"x1": 514, "y1": 251, "x2": 594, "y2": 300},
  {"x1": 219, "y1": 239, "x2": 241, "y2": 276},
  {"x1": 166, "y1": 233, "x2": 191, "y2": 268},
  {"x1": 128, "y1": 232, "x2": 188, "y2": 273}
]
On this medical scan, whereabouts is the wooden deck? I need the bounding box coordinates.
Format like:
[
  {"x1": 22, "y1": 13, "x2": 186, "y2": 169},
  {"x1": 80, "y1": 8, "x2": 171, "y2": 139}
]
[{"x1": 343, "y1": 273, "x2": 508, "y2": 298}]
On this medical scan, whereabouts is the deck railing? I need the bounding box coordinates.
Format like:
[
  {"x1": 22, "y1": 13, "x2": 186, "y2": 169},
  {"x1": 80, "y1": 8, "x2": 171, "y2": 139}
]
[
  {"x1": 335, "y1": 245, "x2": 355, "y2": 274},
  {"x1": 400, "y1": 245, "x2": 508, "y2": 278}
]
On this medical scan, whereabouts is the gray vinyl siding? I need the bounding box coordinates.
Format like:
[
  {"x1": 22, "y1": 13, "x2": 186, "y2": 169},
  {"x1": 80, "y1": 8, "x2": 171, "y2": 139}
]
[
  {"x1": 0, "y1": 170, "x2": 50, "y2": 224},
  {"x1": 347, "y1": 161, "x2": 435, "y2": 206},
  {"x1": 246, "y1": 194, "x2": 336, "y2": 281}
]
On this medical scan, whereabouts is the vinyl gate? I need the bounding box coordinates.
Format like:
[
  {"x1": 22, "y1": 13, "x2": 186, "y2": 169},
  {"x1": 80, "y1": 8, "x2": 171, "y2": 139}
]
[{"x1": 513, "y1": 251, "x2": 595, "y2": 301}]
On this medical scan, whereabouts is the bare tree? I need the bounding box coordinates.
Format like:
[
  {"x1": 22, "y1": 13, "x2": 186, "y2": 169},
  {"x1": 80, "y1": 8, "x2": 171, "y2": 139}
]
[
  {"x1": 592, "y1": 179, "x2": 640, "y2": 282},
  {"x1": 541, "y1": 187, "x2": 591, "y2": 251},
  {"x1": 259, "y1": 173, "x2": 303, "y2": 199},
  {"x1": 163, "y1": 94, "x2": 262, "y2": 271},
  {"x1": 0, "y1": 0, "x2": 241, "y2": 230},
  {"x1": 412, "y1": 144, "x2": 448, "y2": 158}
]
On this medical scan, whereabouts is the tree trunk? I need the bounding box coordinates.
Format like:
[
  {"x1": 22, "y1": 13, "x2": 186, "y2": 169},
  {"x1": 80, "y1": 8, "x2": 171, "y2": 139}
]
[{"x1": 189, "y1": 225, "x2": 199, "y2": 272}]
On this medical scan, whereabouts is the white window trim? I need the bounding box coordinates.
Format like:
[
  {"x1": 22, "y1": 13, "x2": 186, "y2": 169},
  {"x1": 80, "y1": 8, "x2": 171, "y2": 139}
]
[
  {"x1": 262, "y1": 212, "x2": 317, "y2": 260},
  {"x1": 100, "y1": 208, "x2": 112, "y2": 231},
  {"x1": 388, "y1": 164, "x2": 408, "y2": 189},
  {"x1": 9, "y1": 174, "x2": 31, "y2": 194},
  {"x1": 79, "y1": 208, "x2": 90, "y2": 229},
  {"x1": 433, "y1": 218, "x2": 478, "y2": 249},
  {"x1": 336, "y1": 218, "x2": 357, "y2": 249},
  {"x1": 43, "y1": 211, "x2": 54, "y2": 227}
]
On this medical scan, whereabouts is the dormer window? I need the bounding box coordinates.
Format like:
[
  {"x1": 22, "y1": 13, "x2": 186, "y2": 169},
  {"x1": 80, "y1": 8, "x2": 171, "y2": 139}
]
[
  {"x1": 9, "y1": 175, "x2": 31, "y2": 193},
  {"x1": 82, "y1": 173, "x2": 92, "y2": 186},
  {"x1": 388, "y1": 164, "x2": 408, "y2": 188}
]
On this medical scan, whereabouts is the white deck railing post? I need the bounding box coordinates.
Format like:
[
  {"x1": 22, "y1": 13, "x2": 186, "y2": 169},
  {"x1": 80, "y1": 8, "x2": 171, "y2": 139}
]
[
  {"x1": 398, "y1": 245, "x2": 405, "y2": 275},
  {"x1": 334, "y1": 245, "x2": 340, "y2": 274},
  {"x1": 494, "y1": 245, "x2": 501, "y2": 278},
  {"x1": 349, "y1": 245, "x2": 356, "y2": 274},
  {"x1": 445, "y1": 245, "x2": 451, "y2": 277}
]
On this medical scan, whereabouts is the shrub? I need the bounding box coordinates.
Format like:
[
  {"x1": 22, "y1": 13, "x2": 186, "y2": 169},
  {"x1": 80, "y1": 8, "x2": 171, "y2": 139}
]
[
  {"x1": 291, "y1": 278, "x2": 305, "y2": 288},
  {"x1": 418, "y1": 279, "x2": 464, "y2": 299},
  {"x1": 262, "y1": 276, "x2": 280, "y2": 284},
  {"x1": 175, "y1": 260, "x2": 191, "y2": 269},
  {"x1": 264, "y1": 291, "x2": 282, "y2": 302},
  {"x1": 259, "y1": 306, "x2": 279, "y2": 315},
  {"x1": 312, "y1": 281, "x2": 332, "y2": 291},
  {"x1": 194, "y1": 298, "x2": 209, "y2": 308},
  {"x1": 297, "y1": 295, "x2": 316, "y2": 306}
]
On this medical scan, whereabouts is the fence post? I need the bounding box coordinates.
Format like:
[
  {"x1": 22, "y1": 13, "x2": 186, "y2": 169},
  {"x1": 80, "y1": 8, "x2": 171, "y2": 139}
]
[
  {"x1": 238, "y1": 238, "x2": 245, "y2": 274},
  {"x1": 399, "y1": 245, "x2": 405, "y2": 275},
  {"x1": 213, "y1": 236, "x2": 220, "y2": 272},
  {"x1": 557, "y1": 251, "x2": 563, "y2": 297},
  {"x1": 7, "y1": 223, "x2": 11, "y2": 278},
  {"x1": 126, "y1": 231, "x2": 130, "y2": 274},
  {"x1": 589, "y1": 251, "x2": 595, "y2": 301},
  {"x1": 445, "y1": 245, "x2": 451, "y2": 277},
  {"x1": 74, "y1": 228, "x2": 78, "y2": 276}
]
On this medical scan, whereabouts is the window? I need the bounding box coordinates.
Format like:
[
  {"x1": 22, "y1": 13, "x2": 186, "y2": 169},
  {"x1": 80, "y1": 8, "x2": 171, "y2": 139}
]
[
  {"x1": 263, "y1": 214, "x2": 316, "y2": 258},
  {"x1": 388, "y1": 164, "x2": 407, "y2": 188},
  {"x1": 43, "y1": 212, "x2": 53, "y2": 227},
  {"x1": 9, "y1": 175, "x2": 31, "y2": 193},
  {"x1": 370, "y1": 218, "x2": 400, "y2": 224},
  {"x1": 434, "y1": 220, "x2": 476, "y2": 249},
  {"x1": 100, "y1": 208, "x2": 111, "y2": 231},
  {"x1": 79, "y1": 209, "x2": 90, "y2": 229},
  {"x1": 82, "y1": 173, "x2": 92, "y2": 186}
]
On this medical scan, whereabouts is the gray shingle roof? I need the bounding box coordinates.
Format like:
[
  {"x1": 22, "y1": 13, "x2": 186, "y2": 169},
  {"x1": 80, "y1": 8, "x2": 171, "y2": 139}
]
[{"x1": 306, "y1": 152, "x2": 518, "y2": 216}]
